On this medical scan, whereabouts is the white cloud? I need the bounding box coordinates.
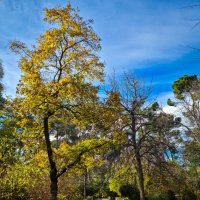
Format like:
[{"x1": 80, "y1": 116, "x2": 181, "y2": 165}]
[
  {"x1": 156, "y1": 92, "x2": 181, "y2": 116},
  {"x1": 156, "y1": 92, "x2": 190, "y2": 130}
]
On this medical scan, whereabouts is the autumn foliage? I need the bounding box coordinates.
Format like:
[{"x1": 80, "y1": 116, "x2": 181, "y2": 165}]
[{"x1": 0, "y1": 3, "x2": 200, "y2": 200}]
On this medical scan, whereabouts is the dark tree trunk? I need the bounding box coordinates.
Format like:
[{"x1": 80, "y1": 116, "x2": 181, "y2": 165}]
[
  {"x1": 44, "y1": 117, "x2": 58, "y2": 200},
  {"x1": 83, "y1": 170, "x2": 87, "y2": 199},
  {"x1": 135, "y1": 150, "x2": 145, "y2": 200},
  {"x1": 132, "y1": 115, "x2": 145, "y2": 200}
]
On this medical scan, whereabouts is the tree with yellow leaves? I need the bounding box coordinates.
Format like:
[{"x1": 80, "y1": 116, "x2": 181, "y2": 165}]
[{"x1": 10, "y1": 4, "x2": 105, "y2": 200}]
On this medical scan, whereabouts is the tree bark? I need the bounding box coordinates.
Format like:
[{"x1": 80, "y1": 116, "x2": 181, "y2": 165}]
[
  {"x1": 83, "y1": 170, "x2": 87, "y2": 199},
  {"x1": 132, "y1": 115, "x2": 145, "y2": 200},
  {"x1": 44, "y1": 117, "x2": 58, "y2": 200},
  {"x1": 135, "y1": 150, "x2": 145, "y2": 200}
]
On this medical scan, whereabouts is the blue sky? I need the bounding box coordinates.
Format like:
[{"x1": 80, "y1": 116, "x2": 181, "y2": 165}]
[{"x1": 1, "y1": 0, "x2": 200, "y2": 103}]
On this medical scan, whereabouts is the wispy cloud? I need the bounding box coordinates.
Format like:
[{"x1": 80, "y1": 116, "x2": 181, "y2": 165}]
[
  {"x1": 0, "y1": 0, "x2": 200, "y2": 96},
  {"x1": 87, "y1": 0, "x2": 200, "y2": 70}
]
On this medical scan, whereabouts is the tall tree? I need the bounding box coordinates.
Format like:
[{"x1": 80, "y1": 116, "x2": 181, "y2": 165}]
[
  {"x1": 170, "y1": 75, "x2": 200, "y2": 155},
  {"x1": 169, "y1": 75, "x2": 200, "y2": 196},
  {"x1": 10, "y1": 4, "x2": 104, "y2": 200},
  {"x1": 107, "y1": 74, "x2": 180, "y2": 200}
]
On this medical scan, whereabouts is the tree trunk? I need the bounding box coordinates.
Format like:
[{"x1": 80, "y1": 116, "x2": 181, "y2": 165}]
[
  {"x1": 44, "y1": 117, "x2": 58, "y2": 200},
  {"x1": 135, "y1": 150, "x2": 145, "y2": 200},
  {"x1": 131, "y1": 115, "x2": 145, "y2": 200},
  {"x1": 83, "y1": 170, "x2": 87, "y2": 199}
]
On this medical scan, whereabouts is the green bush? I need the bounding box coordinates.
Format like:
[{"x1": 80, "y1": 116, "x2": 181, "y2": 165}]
[
  {"x1": 119, "y1": 184, "x2": 140, "y2": 200},
  {"x1": 147, "y1": 190, "x2": 176, "y2": 200},
  {"x1": 182, "y1": 190, "x2": 197, "y2": 200},
  {"x1": 103, "y1": 186, "x2": 118, "y2": 199}
]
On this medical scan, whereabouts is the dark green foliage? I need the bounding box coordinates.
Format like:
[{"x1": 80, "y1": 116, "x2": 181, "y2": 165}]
[
  {"x1": 151, "y1": 102, "x2": 159, "y2": 111},
  {"x1": 147, "y1": 190, "x2": 176, "y2": 200},
  {"x1": 108, "y1": 191, "x2": 118, "y2": 200},
  {"x1": 103, "y1": 187, "x2": 118, "y2": 199},
  {"x1": 182, "y1": 190, "x2": 197, "y2": 200},
  {"x1": 80, "y1": 184, "x2": 117, "y2": 199},
  {"x1": 167, "y1": 98, "x2": 175, "y2": 106},
  {"x1": 167, "y1": 190, "x2": 176, "y2": 200},
  {"x1": 172, "y1": 75, "x2": 198, "y2": 100},
  {"x1": 81, "y1": 185, "x2": 98, "y2": 197},
  {"x1": 174, "y1": 117, "x2": 181, "y2": 125},
  {"x1": 120, "y1": 184, "x2": 140, "y2": 200}
]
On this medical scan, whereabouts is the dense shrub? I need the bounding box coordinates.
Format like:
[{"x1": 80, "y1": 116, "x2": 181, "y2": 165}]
[
  {"x1": 147, "y1": 190, "x2": 176, "y2": 200},
  {"x1": 119, "y1": 184, "x2": 140, "y2": 200},
  {"x1": 182, "y1": 190, "x2": 197, "y2": 200}
]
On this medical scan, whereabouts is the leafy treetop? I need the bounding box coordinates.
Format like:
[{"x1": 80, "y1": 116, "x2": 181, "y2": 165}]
[{"x1": 10, "y1": 4, "x2": 104, "y2": 121}]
